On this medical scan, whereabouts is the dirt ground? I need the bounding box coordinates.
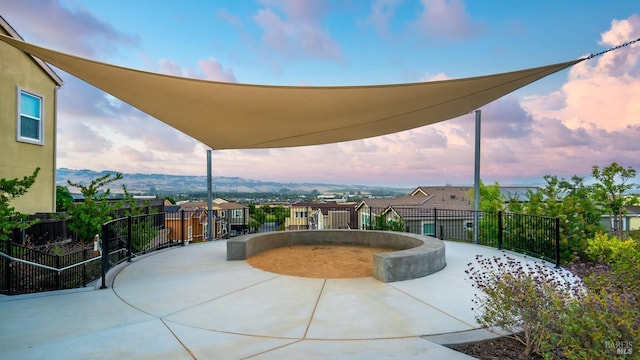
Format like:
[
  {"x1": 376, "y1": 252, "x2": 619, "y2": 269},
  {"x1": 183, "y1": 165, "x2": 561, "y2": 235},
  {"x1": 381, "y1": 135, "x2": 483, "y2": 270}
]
[{"x1": 246, "y1": 245, "x2": 393, "y2": 278}]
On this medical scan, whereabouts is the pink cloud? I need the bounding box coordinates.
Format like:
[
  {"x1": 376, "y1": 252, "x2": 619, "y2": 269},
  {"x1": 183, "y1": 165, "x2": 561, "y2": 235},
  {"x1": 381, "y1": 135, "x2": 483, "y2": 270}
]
[
  {"x1": 216, "y1": 8, "x2": 244, "y2": 28},
  {"x1": 363, "y1": 0, "x2": 402, "y2": 37},
  {"x1": 412, "y1": 0, "x2": 485, "y2": 39},
  {"x1": 119, "y1": 146, "x2": 156, "y2": 162},
  {"x1": 523, "y1": 15, "x2": 640, "y2": 132},
  {"x1": 2, "y1": 0, "x2": 138, "y2": 57},
  {"x1": 158, "y1": 58, "x2": 236, "y2": 82},
  {"x1": 253, "y1": 1, "x2": 343, "y2": 60}
]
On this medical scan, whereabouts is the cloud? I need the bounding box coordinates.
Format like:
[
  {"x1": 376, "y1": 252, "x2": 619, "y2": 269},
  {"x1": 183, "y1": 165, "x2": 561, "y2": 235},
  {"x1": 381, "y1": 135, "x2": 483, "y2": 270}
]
[
  {"x1": 253, "y1": 0, "x2": 343, "y2": 61},
  {"x1": 525, "y1": 15, "x2": 640, "y2": 131},
  {"x1": 533, "y1": 118, "x2": 592, "y2": 148},
  {"x1": 58, "y1": 121, "x2": 112, "y2": 153},
  {"x1": 158, "y1": 58, "x2": 237, "y2": 82},
  {"x1": 420, "y1": 72, "x2": 449, "y2": 81},
  {"x1": 216, "y1": 8, "x2": 244, "y2": 28},
  {"x1": 362, "y1": 0, "x2": 402, "y2": 37},
  {"x1": 119, "y1": 146, "x2": 156, "y2": 162},
  {"x1": 481, "y1": 99, "x2": 534, "y2": 139},
  {"x1": 2, "y1": 0, "x2": 138, "y2": 57},
  {"x1": 412, "y1": 0, "x2": 485, "y2": 40}
]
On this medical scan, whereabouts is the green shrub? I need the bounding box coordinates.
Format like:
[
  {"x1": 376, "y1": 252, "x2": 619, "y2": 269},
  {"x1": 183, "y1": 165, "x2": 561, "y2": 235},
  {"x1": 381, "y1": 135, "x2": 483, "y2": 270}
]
[{"x1": 584, "y1": 232, "x2": 640, "y2": 265}]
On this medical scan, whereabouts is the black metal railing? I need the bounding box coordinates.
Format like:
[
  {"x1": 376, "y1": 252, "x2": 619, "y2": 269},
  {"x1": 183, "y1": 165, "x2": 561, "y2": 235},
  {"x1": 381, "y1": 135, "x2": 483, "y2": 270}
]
[
  {"x1": 99, "y1": 212, "x2": 186, "y2": 289},
  {"x1": 247, "y1": 206, "x2": 559, "y2": 266},
  {"x1": 362, "y1": 207, "x2": 559, "y2": 266},
  {"x1": 2, "y1": 206, "x2": 560, "y2": 294},
  {"x1": 0, "y1": 240, "x2": 101, "y2": 295}
]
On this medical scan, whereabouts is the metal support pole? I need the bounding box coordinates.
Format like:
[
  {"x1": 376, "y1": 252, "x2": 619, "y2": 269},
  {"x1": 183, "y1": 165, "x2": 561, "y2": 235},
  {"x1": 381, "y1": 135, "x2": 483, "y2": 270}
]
[
  {"x1": 207, "y1": 149, "x2": 213, "y2": 241},
  {"x1": 473, "y1": 110, "x2": 481, "y2": 245}
]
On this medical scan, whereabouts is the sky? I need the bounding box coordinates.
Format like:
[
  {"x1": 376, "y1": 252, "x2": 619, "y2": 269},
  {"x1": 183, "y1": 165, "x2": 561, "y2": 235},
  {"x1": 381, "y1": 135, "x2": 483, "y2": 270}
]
[{"x1": 2, "y1": 0, "x2": 640, "y2": 188}]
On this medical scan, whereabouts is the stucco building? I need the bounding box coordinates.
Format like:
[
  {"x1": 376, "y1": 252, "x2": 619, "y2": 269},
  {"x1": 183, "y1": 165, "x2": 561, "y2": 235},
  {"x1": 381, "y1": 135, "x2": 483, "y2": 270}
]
[{"x1": 1, "y1": 15, "x2": 63, "y2": 213}]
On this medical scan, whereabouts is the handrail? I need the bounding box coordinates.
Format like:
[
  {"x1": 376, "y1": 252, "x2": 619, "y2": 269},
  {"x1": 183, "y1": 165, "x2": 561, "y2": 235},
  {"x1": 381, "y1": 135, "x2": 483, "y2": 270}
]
[
  {"x1": 0, "y1": 250, "x2": 59, "y2": 272},
  {"x1": 0, "y1": 249, "x2": 105, "y2": 273}
]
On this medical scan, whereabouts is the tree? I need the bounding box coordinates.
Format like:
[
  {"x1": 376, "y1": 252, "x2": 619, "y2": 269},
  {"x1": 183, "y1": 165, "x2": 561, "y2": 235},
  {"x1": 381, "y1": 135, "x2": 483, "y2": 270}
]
[
  {"x1": 121, "y1": 186, "x2": 158, "y2": 252},
  {"x1": 372, "y1": 213, "x2": 405, "y2": 232},
  {"x1": 56, "y1": 185, "x2": 74, "y2": 212},
  {"x1": 66, "y1": 173, "x2": 123, "y2": 243},
  {"x1": 592, "y1": 162, "x2": 638, "y2": 239},
  {"x1": 468, "y1": 180, "x2": 505, "y2": 212},
  {"x1": 467, "y1": 180, "x2": 505, "y2": 245},
  {"x1": 519, "y1": 175, "x2": 604, "y2": 261},
  {"x1": 0, "y1": 168, "x2": 40, "y2": 241}
]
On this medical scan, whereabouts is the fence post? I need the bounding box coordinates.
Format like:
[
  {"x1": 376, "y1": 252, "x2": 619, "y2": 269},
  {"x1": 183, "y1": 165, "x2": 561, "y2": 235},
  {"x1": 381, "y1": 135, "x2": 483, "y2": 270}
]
[
  {"x1": 100, "y1": 225, "x2": 109, "y2": 289},
  {"x1": 498, "y1": 211, "x2": 503, "y2": 250},
  {"x1": 127, "y1": 216, "x2": 133, "y2": 262},
  {"x1": 555, "y1": 217, "x2": 561, "y2": 268},
  {"x1": 4, "y1": 241, "x2": 12, "y2": 295},
  {"x1": 181, "y1": 210, "x2": 185, "y2": 246},
  {"x1": 433, "y1": 208, "x2": 437, "y2": 238},
  {"x1": 83, "y1": 247, "x2": 87, "y2": 288},
  {"x1": 55, "y1": 255, "x2": 61, "y2": 290},
  {"x1": 369, "y1": 207, "x2": 372, "y2": 230}
]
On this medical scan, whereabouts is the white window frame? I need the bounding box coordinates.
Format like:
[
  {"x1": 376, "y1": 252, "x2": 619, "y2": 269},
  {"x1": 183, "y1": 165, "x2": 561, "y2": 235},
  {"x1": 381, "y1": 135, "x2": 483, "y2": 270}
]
[
  {"x1": 17, "y1": 88, "x2": 45, "y2": 145},
  {"x1": 231, "y1": 209, "x2": 243, "y2": 218}
]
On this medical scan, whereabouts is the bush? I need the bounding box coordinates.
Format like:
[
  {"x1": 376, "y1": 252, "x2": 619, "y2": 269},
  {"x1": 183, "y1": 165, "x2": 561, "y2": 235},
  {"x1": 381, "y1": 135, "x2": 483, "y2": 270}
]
[
  {"x1": 466, "y1": 254, "x2": 583, "y2": 356},
  {"x1": 558, "y1": 259, "x2": 639, "y2": 359},
  {"x1": 467, "y1": 251, "x2": 639, "y2": 358},
  {"x1": 584, "y1": 231, "x2": 640, "y2": 265}
]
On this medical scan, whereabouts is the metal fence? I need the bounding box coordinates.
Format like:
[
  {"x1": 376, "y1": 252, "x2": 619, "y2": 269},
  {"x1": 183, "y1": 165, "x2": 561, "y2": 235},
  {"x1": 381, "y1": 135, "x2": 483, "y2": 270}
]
[
  {"x1": 1, "y1": 211, "x2": 183, "y2": 295},
  {"x1": 98, "y1": 212, "x2": 187, "y2": 289},
  {"x1": 0, "y1": 241, "x2": 101, "y2": 295},
  {"x1": 261, "y1": 206, "x2": 560, "y2": 266},
  {"x1": 365, "y1": 207, "x2": 559, "y2": 266},
  {"x1": 1, "y1": 206, "x2": 560, "y2": 294}
]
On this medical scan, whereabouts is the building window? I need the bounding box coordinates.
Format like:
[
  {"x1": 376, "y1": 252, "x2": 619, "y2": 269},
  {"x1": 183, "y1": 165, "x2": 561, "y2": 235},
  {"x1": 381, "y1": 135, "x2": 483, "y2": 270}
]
[
  {"x1": 361, "y1": 213, "x2": 370, "y2": 229},
  {"x1": 422, "y1": 222, "x2": 435, "y2": 236},
  {"x1": 232, "y1": 209, "x2": 243, "y2": 218},
  {"x1": 295, "y1": 211, "x2": 308, "y2": 218},
  {"x1": 17, "y1": 89, "x2": 44, "y2": 145}
]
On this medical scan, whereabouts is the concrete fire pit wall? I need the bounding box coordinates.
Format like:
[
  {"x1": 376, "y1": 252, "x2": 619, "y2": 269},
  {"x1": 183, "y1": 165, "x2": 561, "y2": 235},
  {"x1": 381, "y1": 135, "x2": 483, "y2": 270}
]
[{"x1": 226, "y1": 230, "x2": 446, "y2": 283}]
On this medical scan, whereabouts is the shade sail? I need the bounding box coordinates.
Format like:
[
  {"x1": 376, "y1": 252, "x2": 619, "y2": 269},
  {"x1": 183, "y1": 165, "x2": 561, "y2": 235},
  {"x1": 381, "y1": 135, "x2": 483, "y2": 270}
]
[{"x1": 0, "y1": 34, "x2": 582, "y2": 149}]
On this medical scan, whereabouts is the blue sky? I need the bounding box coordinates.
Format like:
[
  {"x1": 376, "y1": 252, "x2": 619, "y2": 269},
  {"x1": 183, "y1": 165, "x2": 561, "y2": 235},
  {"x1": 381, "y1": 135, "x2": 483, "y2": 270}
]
[{"x1": 2, "y1": 0, "x2": 639, "y2": 188}]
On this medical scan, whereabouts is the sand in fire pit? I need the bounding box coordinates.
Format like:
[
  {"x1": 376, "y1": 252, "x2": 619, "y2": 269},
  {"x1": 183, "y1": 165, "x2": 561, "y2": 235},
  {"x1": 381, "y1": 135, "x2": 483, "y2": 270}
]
[{"x1": 246, "y1": 245, "x2": 394, "y2": 278}]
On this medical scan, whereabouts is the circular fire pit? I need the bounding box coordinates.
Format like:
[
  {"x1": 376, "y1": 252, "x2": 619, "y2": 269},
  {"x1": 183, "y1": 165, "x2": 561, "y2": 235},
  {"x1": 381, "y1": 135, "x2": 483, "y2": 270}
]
[{"x1": 226, "y1": 230, "x2": 446, "y2": 282}]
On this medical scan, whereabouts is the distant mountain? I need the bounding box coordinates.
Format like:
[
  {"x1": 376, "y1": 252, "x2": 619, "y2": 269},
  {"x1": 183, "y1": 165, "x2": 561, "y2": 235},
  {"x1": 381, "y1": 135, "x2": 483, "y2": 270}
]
[{"x1": 56, "y1": 168, "x2": 409, "y2": 195}]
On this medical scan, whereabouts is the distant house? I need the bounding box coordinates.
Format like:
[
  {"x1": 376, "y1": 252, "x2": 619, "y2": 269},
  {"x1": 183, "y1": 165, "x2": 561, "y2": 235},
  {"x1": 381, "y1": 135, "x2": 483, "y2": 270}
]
[
  {"x1": 0, "y1": 15, "x2": 63, "y2": 213},
  {"x1": 165, "y1": 199, "x2": 248, "y2": 241},
  {"x1": 356, "y1": 186, "x2": 474, "y2": 237},
  {"x1": 285, "y1": 201, "x2": 357, "y2": 230},
  {"x1": 599, "y1": 205, "x2": 640, "y2": 235}
]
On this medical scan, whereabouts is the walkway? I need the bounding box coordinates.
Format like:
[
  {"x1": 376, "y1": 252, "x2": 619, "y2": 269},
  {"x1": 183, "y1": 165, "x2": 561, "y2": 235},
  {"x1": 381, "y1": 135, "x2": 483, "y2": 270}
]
[{"x1": 0, "y1": 240, "x2": 540, "y2": 359}]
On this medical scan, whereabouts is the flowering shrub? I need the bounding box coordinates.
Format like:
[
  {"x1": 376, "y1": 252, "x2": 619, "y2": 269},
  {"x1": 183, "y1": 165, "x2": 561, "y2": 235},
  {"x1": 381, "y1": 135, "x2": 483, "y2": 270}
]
[
  {"x1": 466, "y1": 254, "x2": 583, "y2": 356},
  {"x1": 468, "y1": 252, "x2": 639, "y2": 359},
  {"x1": 559, "y1": 260, "x2": 639, "y2": 359}
]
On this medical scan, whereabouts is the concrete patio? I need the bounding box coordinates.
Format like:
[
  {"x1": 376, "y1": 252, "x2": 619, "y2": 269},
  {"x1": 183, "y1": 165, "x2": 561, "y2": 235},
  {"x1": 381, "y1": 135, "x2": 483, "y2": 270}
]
[{"x1": 0, "y1": 240, "x2": 544, "y2": 359}]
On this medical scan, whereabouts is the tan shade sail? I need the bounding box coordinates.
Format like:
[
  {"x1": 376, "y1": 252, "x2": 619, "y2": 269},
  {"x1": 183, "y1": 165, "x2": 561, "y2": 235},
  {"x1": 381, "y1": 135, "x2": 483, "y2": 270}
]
[{"x1": 0, "y1": 34, "x2": 582, "y2": 149}]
